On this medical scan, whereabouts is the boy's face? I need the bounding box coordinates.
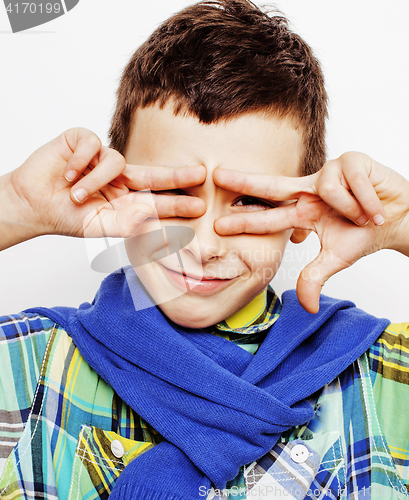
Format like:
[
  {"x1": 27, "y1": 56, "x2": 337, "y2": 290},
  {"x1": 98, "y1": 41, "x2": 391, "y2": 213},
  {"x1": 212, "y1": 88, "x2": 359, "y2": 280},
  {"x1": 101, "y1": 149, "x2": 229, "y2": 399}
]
[{"x1": 124, "y1": 102, "x2": 306, "y2": 328}]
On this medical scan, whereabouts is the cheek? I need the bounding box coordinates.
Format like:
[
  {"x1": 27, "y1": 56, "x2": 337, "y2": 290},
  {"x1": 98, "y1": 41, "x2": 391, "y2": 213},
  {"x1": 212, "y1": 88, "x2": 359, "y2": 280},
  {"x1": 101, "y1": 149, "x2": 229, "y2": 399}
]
[
  {"x1": 125, "y1": 219, "x2": 195, "y2": 268},
  {"x1": 240, "y1": 232, "x2": 290, "y2": 277},
  {"x1": 124, "y1": 220, "x2": 202, "y2": 307},
  {"x1": 124, "y1": 219, "x2": 165, "y2": 268}
]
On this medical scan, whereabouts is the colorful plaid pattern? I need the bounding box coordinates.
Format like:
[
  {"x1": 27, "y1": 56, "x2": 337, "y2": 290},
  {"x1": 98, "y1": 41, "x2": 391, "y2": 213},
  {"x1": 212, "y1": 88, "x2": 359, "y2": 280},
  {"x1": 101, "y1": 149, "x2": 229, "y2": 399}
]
[{"x1": 1, "y1": 309, "x2": 409, "y2": 498}]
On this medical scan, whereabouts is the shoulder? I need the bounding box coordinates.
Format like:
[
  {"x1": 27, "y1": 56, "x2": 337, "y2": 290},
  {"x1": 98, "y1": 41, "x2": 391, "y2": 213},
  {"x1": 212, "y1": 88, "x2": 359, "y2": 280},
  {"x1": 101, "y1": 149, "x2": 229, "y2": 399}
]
[
  {"x1": 0, "y1": 311, "x2": 57, "y2": 374},
  {"x1": 0, "y1": 311, "x2": 56, "y2": 339}
]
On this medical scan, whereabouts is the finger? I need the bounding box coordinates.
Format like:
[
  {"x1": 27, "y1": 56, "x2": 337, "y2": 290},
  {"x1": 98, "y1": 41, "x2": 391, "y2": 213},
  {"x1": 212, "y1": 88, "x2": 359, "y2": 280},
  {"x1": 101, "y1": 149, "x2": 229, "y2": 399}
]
[
  {"x1": 109, "y1": 192, "x2": 207, "y2": 219},
  {"x1": 69, "y1": 146, "x2": 126, "y2": 204},
  {"x1": 213, "y1": 168, "x2": 316, "y2": 201},
  {"x1": 150, "y1": 194, "x2": 207, "y2": 218},
  {"x1": 63, "y1": 128, "x2": 102, "y2": 182},
  {"x1": 316, "y1": 174, "x2": 370, "y2": 226},
  {"x1": 296, "y1": 249, "x2": 352, "y2": 314},
  {"x1": 100, "y1": 183, "x2": 130, "y2": 202},
  {"x1": 214, "y1": 202, "x2": 319, "y2": 235},
  {"x1": 99, "y1": 179, "x2": 129, "y2": 202},
  {"x1": 78, "y1": 165, "x2": 129, "y2": 202},
  {"x1": 83, "y1": 203, "x2": 153, "y2": 239},
  {"x1": 343, "y1": 160, "x2": 386, "y2": 225},
  {"x1": 215, "y1": 194, "x2": 327, "y2": 235},
  {"x1": 123, "y1": 164, "x2": 206, "y2": 191}
]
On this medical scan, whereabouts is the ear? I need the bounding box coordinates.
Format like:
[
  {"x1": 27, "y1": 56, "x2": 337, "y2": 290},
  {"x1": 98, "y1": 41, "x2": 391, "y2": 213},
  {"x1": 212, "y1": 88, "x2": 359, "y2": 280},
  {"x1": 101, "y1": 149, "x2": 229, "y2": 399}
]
[{"x1": 290, "y1": 229, "x2": 311, "y2": 244}]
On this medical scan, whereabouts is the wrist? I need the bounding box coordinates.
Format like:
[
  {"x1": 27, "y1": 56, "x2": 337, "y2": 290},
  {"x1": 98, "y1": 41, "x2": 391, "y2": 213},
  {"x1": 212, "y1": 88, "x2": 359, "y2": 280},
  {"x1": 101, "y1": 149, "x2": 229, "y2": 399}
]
[
  {"x1": 389, "y1": 216, "x2": 409, "y2": 257},
  {"x1": 386, "y1": 182, "x2": 409, "y2": 257},
  {"x1": 0, "y1": 172, "x2": 41, "y2": 251}
]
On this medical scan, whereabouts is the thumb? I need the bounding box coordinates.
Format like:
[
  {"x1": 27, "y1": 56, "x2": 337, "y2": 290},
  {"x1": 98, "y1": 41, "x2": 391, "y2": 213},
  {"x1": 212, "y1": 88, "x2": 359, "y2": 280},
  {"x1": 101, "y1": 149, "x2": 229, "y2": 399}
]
[
  {"x1": 83, "y1": 203, "x2": 154, "y2": 238},
  {"x1": 296, "y1": 248, "x2": 349, "y2": 314}
]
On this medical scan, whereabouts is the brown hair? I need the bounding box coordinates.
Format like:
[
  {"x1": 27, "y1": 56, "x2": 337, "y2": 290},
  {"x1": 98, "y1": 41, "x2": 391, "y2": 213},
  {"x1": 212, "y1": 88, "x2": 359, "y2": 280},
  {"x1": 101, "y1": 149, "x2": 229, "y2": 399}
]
[{"x1": 109, "y1": 0, "x2": 328, "y2": 175}]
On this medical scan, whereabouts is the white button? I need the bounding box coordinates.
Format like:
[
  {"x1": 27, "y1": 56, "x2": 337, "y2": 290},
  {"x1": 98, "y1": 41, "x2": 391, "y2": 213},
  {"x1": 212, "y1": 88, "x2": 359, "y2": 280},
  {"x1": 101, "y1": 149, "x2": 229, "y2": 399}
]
[
  {"x1": 290, "y1": 444, "x2": 309, "y2": 463},
  {"x1": 111, "y1": 440, "x2": 125, "y2": 458}
]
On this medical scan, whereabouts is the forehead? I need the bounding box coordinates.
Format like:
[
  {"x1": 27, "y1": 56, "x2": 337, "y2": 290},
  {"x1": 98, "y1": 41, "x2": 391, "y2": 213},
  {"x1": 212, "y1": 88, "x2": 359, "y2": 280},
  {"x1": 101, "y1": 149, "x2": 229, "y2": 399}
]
[{"x1": 124, "y1": 102, "x2": 303, "y2": 178}]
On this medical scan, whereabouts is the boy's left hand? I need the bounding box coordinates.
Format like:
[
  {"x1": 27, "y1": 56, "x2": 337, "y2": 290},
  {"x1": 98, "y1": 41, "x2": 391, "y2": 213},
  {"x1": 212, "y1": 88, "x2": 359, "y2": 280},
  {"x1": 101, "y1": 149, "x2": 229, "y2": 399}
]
[{"x1": 213, "y1": 152, "x2": 409, "y2": 314}]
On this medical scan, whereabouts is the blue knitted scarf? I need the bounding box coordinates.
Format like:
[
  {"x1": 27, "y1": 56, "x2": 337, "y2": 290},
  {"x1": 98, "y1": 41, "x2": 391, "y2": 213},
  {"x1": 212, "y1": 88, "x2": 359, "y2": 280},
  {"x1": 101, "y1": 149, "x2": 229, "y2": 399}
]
[{"x1": 27, "y1": 267, "x2": 390, "y2": 500}]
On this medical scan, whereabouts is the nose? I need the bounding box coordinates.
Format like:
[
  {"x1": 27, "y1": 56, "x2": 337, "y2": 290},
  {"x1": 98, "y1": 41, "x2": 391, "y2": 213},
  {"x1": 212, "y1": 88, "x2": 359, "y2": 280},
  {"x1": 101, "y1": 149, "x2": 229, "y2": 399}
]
[{"x1": 182, "y1": 210, "x2": 226, "y2": 263}]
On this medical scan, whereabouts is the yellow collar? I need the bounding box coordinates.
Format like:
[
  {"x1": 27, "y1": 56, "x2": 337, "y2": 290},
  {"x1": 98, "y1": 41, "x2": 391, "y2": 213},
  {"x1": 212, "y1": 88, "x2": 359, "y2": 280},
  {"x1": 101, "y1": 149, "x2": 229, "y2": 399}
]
[
  {"x1": 215, "y1": 287, "x2": 281, "y2": 335},
  {"x1": 224, "y1": 289, "x2": 267, "y2": 330}
]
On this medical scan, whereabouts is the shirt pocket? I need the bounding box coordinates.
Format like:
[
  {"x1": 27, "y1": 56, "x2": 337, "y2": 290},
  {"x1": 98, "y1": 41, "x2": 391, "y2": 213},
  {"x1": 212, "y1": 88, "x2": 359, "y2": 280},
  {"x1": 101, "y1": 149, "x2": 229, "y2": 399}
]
[
  {"x1": 242, "y1": 432, "x2": 345, "y2": 500},
  {"x1": 68, "y1": 424, "x2": 155, "y2": 500}
]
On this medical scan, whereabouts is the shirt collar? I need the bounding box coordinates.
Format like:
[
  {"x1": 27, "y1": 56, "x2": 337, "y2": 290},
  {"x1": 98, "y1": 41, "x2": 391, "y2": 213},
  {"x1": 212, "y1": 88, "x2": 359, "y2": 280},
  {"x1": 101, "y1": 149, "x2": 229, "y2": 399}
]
[{"x1": 214, "y1": 285, "x2": 282, "y2": 335}]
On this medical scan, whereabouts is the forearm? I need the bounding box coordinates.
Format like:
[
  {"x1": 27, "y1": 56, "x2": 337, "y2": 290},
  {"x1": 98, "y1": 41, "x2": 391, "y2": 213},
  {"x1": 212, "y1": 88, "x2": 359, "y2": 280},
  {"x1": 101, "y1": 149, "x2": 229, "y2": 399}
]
[{"x1": 0, "y1": 173, "x2": 39, "y2": 251}]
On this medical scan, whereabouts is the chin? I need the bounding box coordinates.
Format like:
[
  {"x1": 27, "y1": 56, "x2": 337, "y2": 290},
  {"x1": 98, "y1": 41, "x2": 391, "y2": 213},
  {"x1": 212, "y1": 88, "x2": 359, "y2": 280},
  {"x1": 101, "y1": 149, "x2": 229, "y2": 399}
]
[{"x1": 159, "y1": 305, "x2": 218, "y2": 329}]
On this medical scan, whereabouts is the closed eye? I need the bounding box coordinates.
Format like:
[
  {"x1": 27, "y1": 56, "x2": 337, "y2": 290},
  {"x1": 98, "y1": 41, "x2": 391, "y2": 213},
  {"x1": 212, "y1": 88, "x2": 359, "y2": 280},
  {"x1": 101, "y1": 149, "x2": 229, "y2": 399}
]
[
  {"x1": 232, "y1": 196, "x2": 277, "y2": 211},
  {"x1": 151, "y1": 189, "x2": 185, "y2": 196}
]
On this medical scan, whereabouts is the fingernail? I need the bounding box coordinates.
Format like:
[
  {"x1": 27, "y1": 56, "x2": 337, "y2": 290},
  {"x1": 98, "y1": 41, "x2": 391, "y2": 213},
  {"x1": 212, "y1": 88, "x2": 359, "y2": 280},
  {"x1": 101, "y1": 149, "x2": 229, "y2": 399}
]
[
  {"x1": 65, "y1": 170, "x2": 77, "y2": 182},
  {"x1": 373, "y1": 214, "x2": 385, "y2": 226},
  {"x1": 134, "y1": 210, "x2": 152, "y2": 223},
  {"x1": 72, "y1": 188, "x2": 88, "y2": 203},
  {"x1": 357, "y1": 215, "x2": 370, "y2": 226}
]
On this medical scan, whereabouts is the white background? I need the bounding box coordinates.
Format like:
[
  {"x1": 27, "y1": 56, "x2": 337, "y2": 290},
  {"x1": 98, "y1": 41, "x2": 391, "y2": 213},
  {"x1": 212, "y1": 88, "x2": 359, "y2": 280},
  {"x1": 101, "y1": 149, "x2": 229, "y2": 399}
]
[{"x1": 0, "y1": 0, "x2": 408, "y2": 321}]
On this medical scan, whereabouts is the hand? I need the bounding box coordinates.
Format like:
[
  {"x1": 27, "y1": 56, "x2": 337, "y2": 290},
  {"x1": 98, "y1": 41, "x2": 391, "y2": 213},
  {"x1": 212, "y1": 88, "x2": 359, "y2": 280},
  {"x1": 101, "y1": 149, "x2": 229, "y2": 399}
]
[
  {"x1": 213, "y1": 152, "x2": 409, "y2": 313},
  {"x1": 1, "y1": 127, "x2": 206, "y2": 248}
]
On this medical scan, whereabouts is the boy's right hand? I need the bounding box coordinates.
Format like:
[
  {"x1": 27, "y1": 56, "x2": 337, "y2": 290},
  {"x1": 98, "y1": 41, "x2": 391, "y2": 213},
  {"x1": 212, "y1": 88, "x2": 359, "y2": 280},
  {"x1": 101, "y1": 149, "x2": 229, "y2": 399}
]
[{"x1": 1, "y1": 128, "x2": 206, "y2": 250}]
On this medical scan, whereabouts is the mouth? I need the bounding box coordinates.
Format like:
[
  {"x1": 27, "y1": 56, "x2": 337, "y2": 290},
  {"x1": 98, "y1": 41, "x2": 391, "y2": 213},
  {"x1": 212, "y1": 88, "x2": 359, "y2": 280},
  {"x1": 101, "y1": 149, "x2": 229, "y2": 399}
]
[{"x1": 160, "y1": 265, "x2": 237, "y2": 294}]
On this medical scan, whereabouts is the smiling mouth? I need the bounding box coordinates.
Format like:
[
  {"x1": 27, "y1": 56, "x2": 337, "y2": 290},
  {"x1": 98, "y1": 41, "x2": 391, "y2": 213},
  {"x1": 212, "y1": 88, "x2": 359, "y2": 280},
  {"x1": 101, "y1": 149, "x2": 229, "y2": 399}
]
[
  {"x1": 166, "y1": 268, "x2": 232, "y2": 280},
  {"x1": 160, "y1": 265, "x2": 237, "y2": 294}
]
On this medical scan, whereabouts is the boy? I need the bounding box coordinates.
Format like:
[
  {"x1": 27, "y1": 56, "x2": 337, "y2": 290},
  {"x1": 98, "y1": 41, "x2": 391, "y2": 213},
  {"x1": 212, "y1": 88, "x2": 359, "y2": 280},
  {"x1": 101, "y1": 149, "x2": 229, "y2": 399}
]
[{"x1": 1, "y1": 1, "x2": 409, "y2": 499}]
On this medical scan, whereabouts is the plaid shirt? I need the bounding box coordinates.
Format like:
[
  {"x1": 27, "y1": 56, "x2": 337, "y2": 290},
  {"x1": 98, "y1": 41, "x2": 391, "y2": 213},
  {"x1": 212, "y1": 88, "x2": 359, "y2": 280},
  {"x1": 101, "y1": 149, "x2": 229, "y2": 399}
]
[{"x1": 1, "y1": 291, "x2": 409, "y2": 499}]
